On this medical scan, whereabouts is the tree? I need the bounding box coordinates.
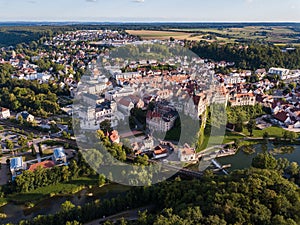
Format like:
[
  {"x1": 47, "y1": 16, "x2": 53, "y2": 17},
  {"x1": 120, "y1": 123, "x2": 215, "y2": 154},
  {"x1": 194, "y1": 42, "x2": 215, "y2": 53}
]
[
  {"x1": 98, "y1": 174, "x2": 106, "y2": 187},
  {"x1": 31, "y1": 144, "x2": 37, "y2": 156},
  {"x1": 100, "y1": 120, "x2": 113, "y2": 134},
  {"x1": 38, "y1": 143, "x2": 43, "y2": 156},
  {"x1": 282, "y1": 131, "x2": 288, "y2": 140},
  {"x1": 263, "y1": 132, "x2": 269, "y2": 139},
  {"x1": 61, "y1": 201, "x2": 75, "y2": 212},
  {"x1": 18, "y1": 136, "x2": 28, "y2": 148},
  {"x1": 288, "y1": 82, "x2": 297, "y2": 90},
  {"x1": 28, "y1": 132, "x2": 34, "y2": 140},
  {"x1": 17, "y1": 115, "x2": 24, "y2": 125},
  {"x1": 287, "y1": 131, "x2": 297, "y2": 142},
  {"x1": 69, "y1": 160, "x2": 80, "y2": 179},
  {"x1": 246, "y1": 119, "x2": 256, "y2": 136},
  {"x1": 287, "y1": 162, "x2": 300, "y2": 176},
  {"x1": 135, "y1": 155, "x2": 149, "y2": 166},
  {"x1": 6, "y1": 139, "x2": 14, "y2": 152},
  {"x1": 234, "y1": 138, "x2": 241, "y2": 149},
  {"x1": 66, "y1": 221, "x2": 82, "y2": 225},
  {"x1": 252, "y1": 153, "x2": 277, "y2": 169},
  {"x1": 235, "y1": 117, "x2": 243, "y2": 132}
]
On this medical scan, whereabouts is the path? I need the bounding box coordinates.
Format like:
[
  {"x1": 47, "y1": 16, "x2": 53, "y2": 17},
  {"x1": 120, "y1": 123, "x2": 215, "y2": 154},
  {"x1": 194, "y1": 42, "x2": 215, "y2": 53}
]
[
  {"x1": 0, "y1": 156, "x2": 9, "y2": 185},
  {"x1": 84, "y1": 205, "x2": 154, "y2": 225}
]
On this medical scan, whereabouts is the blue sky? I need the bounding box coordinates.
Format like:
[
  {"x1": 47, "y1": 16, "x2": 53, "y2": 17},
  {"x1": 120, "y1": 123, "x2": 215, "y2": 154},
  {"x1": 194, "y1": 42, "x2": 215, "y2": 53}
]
[{"x1": 0, "y1": 0, "x2": 299, "y2": 22}]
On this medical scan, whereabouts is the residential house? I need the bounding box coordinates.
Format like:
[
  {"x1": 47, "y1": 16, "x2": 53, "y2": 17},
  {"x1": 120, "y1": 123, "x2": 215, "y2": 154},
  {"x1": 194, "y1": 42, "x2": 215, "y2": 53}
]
[
  {"x1": 10, "y1": 157, "x2": 24, "y2": 180},
  {"x1": 178, "y1": 144, "x2": 196, "y2": 162},
  {"x1": 152, "y1": 146, "x2": 168, "y2": 159},
  {"x1": 16, "y1": 111, "x2": 34, "y2": 122},
  {"x1": 53, "y1": 148, "x2": 67, "y2": 165},
  {"x1": 273, "y1": 110, "x2": 292, "y2": 127},
  {"x1": 108, "y1": 130, "x2": 120, "y2": 144},
  {"x1": 0, "y1": 107, "x2": 10, "y2": 119},
  {"x1": 294, "y1": 121, "x2": 300, "y2": 129}
]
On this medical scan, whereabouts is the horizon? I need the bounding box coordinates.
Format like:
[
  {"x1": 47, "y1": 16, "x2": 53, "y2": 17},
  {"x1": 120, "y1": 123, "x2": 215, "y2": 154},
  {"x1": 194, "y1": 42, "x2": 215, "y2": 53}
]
[
  {"x1": 1, "y1": 21, "x2": 300, "y2": 24},
  {"x1": 0, "y1": 0, "x2": 299, "y2": 22}
]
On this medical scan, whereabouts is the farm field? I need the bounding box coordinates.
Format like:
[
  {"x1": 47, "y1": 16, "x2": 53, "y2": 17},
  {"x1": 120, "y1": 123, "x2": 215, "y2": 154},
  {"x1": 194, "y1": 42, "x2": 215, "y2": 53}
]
[
  {"x1": 167, "y1": 26, "x2": 300, "y2": 44},
  {"x1": 126, "y1": 30, "x2": 205, "y2": 41}
]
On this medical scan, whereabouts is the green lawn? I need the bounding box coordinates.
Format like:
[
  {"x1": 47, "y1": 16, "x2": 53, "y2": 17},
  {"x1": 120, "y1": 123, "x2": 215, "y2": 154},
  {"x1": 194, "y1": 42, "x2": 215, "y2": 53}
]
[
  {"x1": 198, "y1": 131, "x2": 244, "y2": 151},
  {"x1": 198, "y1": 126, "x2": 299, "y2": 151},
  {"x1": 0, "y1": 198, "x2": 7, "y2": 207},
  {"x1": 8, "y1": 176, "x2": 98, "y2": 204},
  {"x1": 243, "y1": 126, "x2": 298, "y2": 138}
]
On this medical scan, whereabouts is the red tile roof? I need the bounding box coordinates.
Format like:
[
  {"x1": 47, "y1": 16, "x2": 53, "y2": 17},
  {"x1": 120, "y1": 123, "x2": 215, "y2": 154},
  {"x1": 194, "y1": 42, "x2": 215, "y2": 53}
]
[
  {"x1": 274, "y1": 111, "x2": 289, "y2": 123},
  {"x1": 28, "y1": 160, "x2": 55, "y2": 172},
  {"x1": 109, "y1": 130, "x2": 119, "y2": 143}
]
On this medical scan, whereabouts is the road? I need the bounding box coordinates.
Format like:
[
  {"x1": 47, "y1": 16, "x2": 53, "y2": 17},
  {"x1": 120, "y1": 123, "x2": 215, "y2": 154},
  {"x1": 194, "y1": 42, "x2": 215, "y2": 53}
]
[{"x1": 84, "y1": 205, "x2": 154, "y2": 225}]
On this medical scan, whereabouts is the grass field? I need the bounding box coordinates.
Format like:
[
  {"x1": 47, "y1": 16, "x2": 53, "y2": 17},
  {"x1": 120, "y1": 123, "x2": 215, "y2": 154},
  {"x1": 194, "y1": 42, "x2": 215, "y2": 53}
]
[
  {"x1": 198, "y1": 131, "x2": 245, "y2": 151},
  {"x1": 167, "y1": 26, "x2": 299, "y2": 44},
  {"x1": 198, "y1": 126, "x2": 299, "y2": 151},
  {"x1": 7, "y1": 176, "x2": 98, "y2": 204},
  {"x1": 126, "y1": 30, "x2": 205, "y2": 41},
  {"x1": 242, "y1": 126, "x2": 298, "y2": 138}
]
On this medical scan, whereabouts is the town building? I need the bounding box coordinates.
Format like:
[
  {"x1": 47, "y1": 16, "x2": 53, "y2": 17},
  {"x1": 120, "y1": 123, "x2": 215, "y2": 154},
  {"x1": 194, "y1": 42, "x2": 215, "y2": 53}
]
[
  {"x1": 268, "y1": 67, "x2": 290, "y2": 80},
  {"x1": 53, "y1": 148, "x2": 67, "y2": 165},
  {"x1": 10, "y1": 157, "x2": 24, "y2": 180},
  {"x1": 108, "y1": 130, "x2": 120, "y2": 144},
  {"x1": 16, "y1": 111, "x2": 35, "y2": 122},
  {"x1": 152, "y1": 146, "x2": 168, "y2": 159},
  {"x1": 229, "y1": 93, "x2": 256, "y2": 106},
  {"x1": 147, "y1": 110, "x2": 178, "y2": 132},
  {"x1": 273, "y1": 110, "x2": 292, "y2": 127},
  {"x1": 0, "y1": 107, "x2": 10, "y2": 119},
  {"x1": 82, "y1": 93, "x2": 104, "y2": 106},
  {"x1": 178, "y1": 144, "x2": 197, "y2": 162}
]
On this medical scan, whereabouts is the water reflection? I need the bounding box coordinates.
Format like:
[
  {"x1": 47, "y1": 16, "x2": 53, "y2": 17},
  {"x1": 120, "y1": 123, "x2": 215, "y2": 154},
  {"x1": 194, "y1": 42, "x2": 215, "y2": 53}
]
[
  {"x1": 218, "y1": 143, "x2": 300, "y2": 171},
  {"x1": 0, "y1": 184, "x2": 131, "y2": 224}
]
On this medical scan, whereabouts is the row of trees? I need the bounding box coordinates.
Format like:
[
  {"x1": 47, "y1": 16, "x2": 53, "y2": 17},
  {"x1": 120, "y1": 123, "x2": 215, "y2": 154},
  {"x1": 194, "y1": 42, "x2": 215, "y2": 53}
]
[
  {"x1": 226, "y1": 104, "x2": 264, "y2": 126},
  {"x1": 191, "y1": 41, "x2": 300, "y2": 70}
]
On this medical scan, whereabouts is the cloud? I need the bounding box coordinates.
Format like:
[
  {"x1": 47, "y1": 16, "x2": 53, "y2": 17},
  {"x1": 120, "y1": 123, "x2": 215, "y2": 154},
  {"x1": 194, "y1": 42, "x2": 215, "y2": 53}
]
[
  {"x1": 245, "y1": 0, "x2": 254, "y2": 3},
  {"x1": 27, "y1": 0, "x2": 37, "y2": 3},
  {"x1": 132, "y1": 0, "x2": 145, "y2": 3},
  {"x1": 86, "y1": 0, "x2": 97, "y2": 2}
]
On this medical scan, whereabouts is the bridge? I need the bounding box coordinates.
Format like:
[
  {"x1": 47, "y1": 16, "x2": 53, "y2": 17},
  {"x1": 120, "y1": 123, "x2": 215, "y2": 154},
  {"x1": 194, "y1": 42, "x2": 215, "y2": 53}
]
[
  {"x1": 126, "y1": 156, "x2": 204, "y2": 179},
  {"x1": 211, "y1": 159, "x2": 229, "y2": 175}
]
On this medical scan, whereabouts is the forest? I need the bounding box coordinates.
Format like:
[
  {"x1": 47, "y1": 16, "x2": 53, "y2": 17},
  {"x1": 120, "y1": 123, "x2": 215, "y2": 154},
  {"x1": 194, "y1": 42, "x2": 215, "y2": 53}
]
[
  {"x1": 190, "y1": 41, "x2": 300, "y2": 70},
  {"x1": 8, "y1": 153, "x2": 300, "y2": 225}
]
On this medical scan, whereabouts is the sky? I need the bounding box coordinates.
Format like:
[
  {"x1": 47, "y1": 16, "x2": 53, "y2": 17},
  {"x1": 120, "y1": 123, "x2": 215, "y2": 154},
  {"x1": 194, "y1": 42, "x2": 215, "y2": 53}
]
[{"x1": 0, "y1": 0, "x2": 300, "y2": 22}]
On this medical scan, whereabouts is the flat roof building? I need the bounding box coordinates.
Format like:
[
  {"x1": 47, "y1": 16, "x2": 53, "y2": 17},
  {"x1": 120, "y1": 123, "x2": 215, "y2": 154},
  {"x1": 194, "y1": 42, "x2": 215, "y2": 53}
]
[
  {"x1": 10, "y1": 157, "x2": 24, "y2": 180},
  {"x1": 53, "y1": 148, "x2": 67, "y2": 165}
]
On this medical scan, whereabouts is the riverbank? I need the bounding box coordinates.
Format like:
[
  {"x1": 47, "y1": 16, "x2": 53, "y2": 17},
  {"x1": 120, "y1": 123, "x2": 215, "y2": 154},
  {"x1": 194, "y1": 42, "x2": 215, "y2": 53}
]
[
  {"x1": 0, "y1": 182, "x2": 132, "y2": 224},
  {"x1": 218, "y1": 142, "x2": 300, "y2": 172}
]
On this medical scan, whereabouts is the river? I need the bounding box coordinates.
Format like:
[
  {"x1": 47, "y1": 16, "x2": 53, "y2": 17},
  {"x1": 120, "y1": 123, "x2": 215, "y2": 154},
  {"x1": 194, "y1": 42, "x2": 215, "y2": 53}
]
[
  {"x1": 218, "y1": 142, "x2": 300, "y2": 172},
  {"x1": 2, "y1": 143, "x2": 300, "y2": 224},
  {"x1": 0, "y1": 183, "x2": 131, "y2": 224}
]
